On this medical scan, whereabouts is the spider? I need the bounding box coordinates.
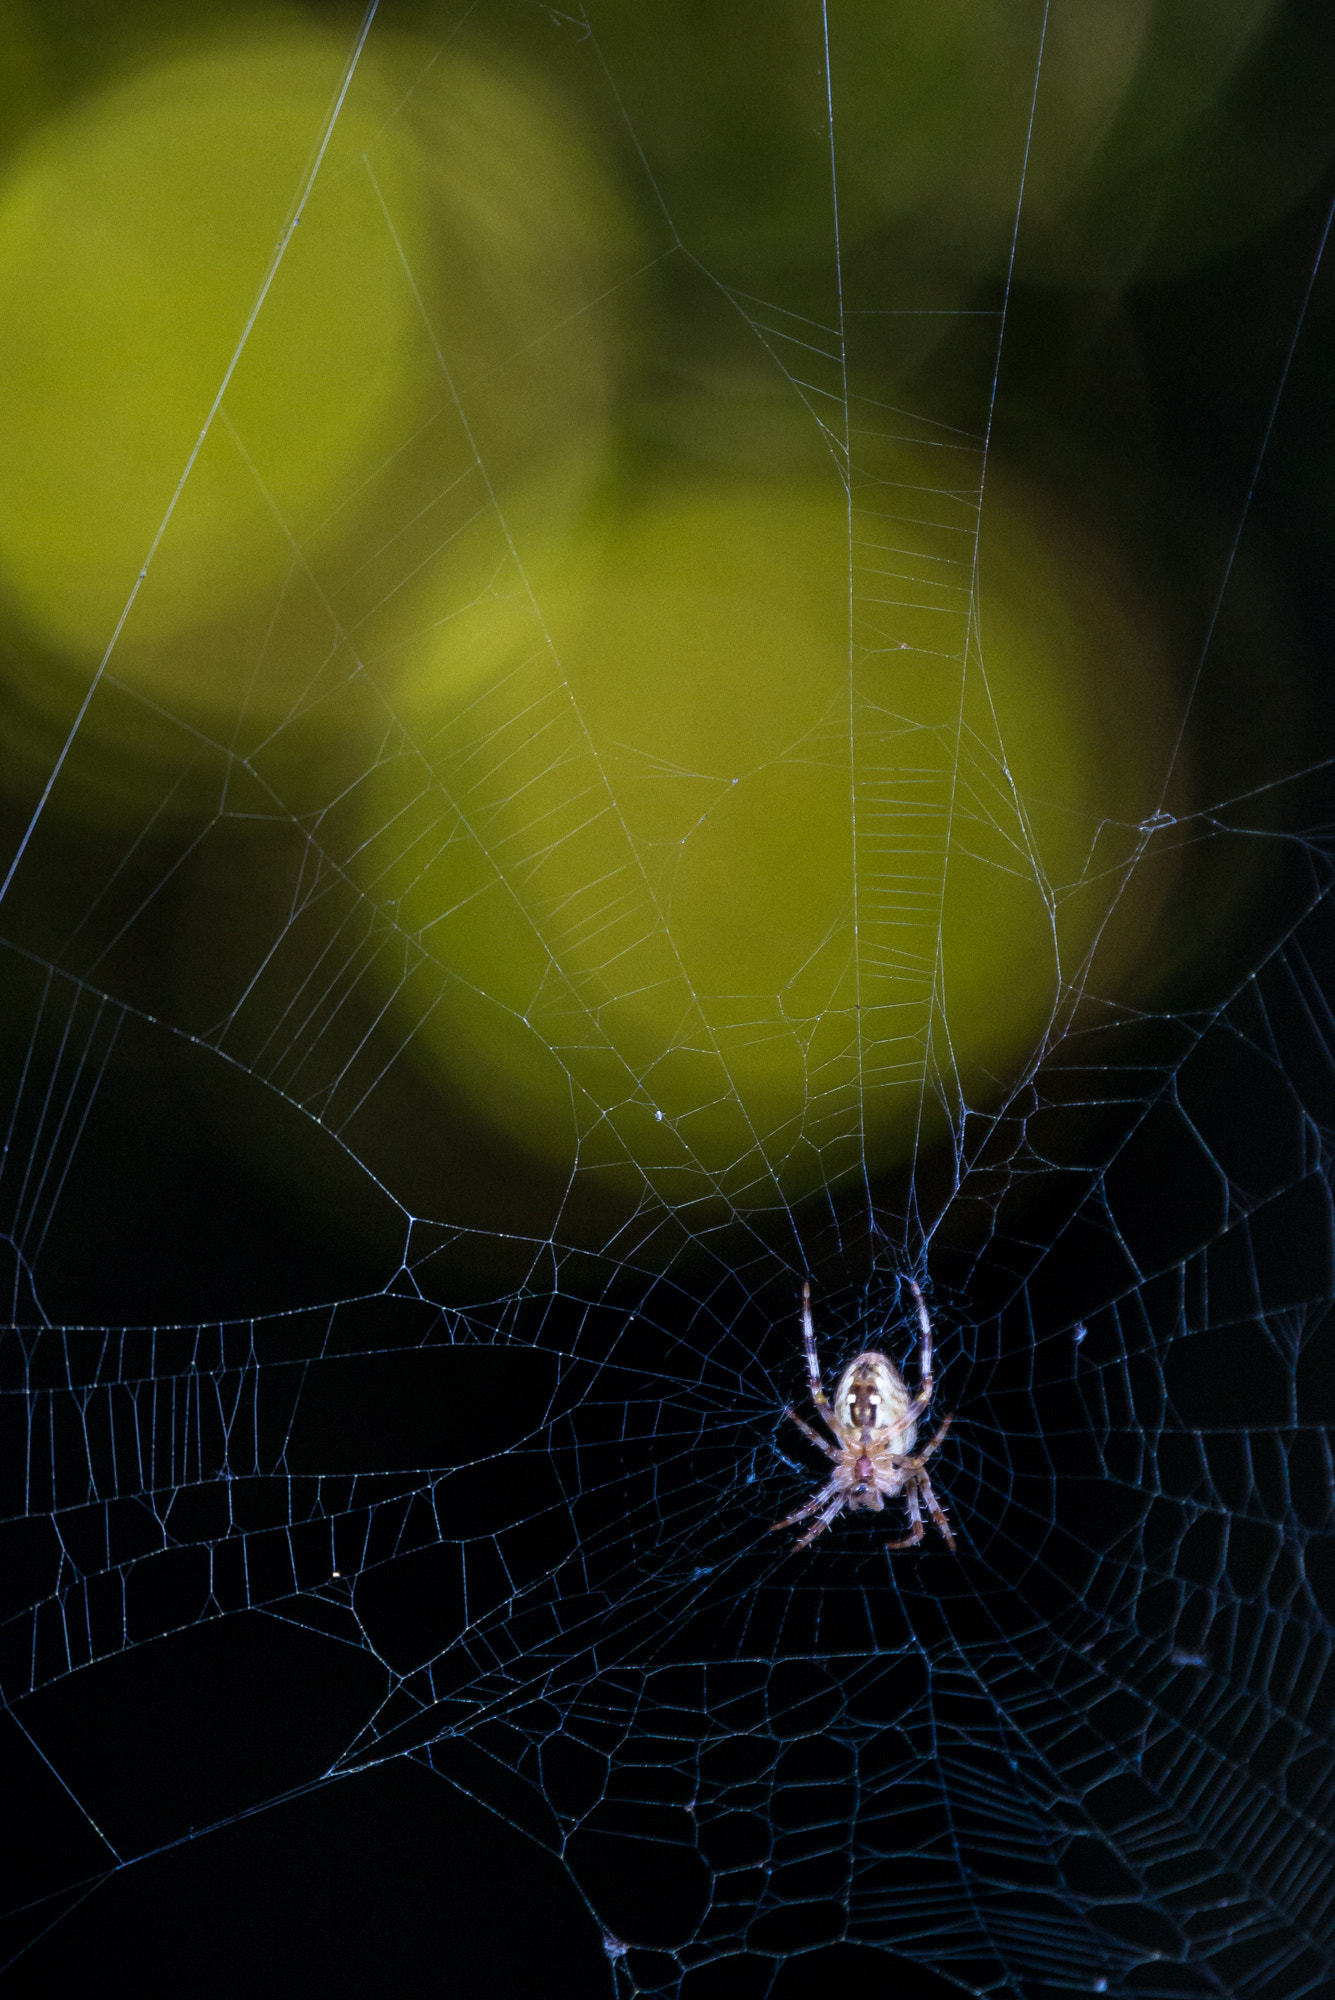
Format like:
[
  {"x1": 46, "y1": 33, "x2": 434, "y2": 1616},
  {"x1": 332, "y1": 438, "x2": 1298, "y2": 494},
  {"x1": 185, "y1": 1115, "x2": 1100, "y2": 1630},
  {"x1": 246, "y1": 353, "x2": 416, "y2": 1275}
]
[{"x1": 770, "y1": 1279, "x2": 955, "y2": 1553}]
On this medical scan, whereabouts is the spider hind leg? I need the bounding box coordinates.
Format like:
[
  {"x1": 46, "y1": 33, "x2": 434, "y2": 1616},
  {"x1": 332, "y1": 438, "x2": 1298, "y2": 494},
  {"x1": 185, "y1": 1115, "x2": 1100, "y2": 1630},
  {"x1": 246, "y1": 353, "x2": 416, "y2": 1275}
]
[
  {"x1": 919, "y1": 1472, "x2": 955, "y2": 1551},
  {"x1": 884, "y1": 1482, "x2": 924, "y2": 1551},
  {"x1": 771, "y1": 1475, "x2": 846, "y2": 1550},
  {"x1": 788, "y1": 1497, "x2": 847, "y2": 1551}
]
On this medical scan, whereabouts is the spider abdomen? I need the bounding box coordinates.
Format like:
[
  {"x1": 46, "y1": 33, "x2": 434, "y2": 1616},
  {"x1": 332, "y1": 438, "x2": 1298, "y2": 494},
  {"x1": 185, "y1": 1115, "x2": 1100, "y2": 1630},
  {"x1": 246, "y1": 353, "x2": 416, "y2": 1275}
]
[{"x1": 834, "y1": 1351, "x2": 918, "y2": 1453}]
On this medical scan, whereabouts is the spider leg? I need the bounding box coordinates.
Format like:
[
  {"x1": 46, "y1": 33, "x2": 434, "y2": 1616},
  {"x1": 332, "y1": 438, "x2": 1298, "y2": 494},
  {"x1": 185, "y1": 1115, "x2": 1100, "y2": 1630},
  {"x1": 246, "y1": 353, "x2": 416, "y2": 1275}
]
[
  {"x1": 909, "y1": 1411, "x2": 954, "y2": 1465},
  {"x1": 770, "y1": 1475, "x2": 841, "y2": 1535},
  {"x1": 884, "y1": 1482, "x2": 924, "y2": 1551},
  {"x1": 916, "y1": 1469, "x2": 955, "y2": 1551},
  {"x1": 902, "y1": 1386, "x2": 935, "y2": 1429},
  {"x1": 885, "y1": 1414, "x2": 957, "y2": 1554},
  {"x1": 885, "y1": 1412, "x2": 954, "y2": 1477},
  {"x1": 901, "y1": 1278, "x2": 938, "y2": 1427},
  {"x1": 784, "y1": 1407, "x2": 840, "y2": 1461},
  {"x1": 800, "y1": 1281, "x2": 845, "y2": 1446},
  {"x1": 789, "y1": 1495, "x2": 848, "y2": 1551},
  {"x1": 906, "y1": 1277, "x2": 934, "y2": 1383}
]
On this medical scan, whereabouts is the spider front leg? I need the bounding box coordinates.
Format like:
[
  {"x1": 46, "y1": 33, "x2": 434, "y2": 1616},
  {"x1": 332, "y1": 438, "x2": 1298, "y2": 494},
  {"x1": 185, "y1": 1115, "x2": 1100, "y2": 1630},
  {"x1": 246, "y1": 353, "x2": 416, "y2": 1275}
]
[
  {"x1": 902, "y1": 1277, "x2": 938, "y2": 1425},
  {"x1": 800, "y1": 1280, "x2": 844, "y2": 1447}
]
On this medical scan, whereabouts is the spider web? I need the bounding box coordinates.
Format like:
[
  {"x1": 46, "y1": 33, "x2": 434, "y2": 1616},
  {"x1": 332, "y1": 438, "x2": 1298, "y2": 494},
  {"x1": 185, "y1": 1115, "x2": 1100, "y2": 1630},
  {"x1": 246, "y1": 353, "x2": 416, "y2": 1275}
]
[{"x1": 3, "y1": 3, "x2": 1335, "y2": 1996}]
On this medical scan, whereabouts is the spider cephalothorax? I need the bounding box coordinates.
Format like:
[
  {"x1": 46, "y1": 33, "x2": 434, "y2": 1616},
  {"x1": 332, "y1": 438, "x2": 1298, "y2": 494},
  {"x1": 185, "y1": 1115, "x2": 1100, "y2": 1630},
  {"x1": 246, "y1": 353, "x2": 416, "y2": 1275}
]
[{"x1": 771, "y1": 1280, "x2": 955, "y2": 1553}]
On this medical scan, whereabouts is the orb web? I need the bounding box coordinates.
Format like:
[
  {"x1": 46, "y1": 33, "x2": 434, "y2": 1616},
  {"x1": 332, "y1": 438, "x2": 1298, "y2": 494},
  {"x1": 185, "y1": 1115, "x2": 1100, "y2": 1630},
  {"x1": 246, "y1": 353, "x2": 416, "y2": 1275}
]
[{"x1": 2, "y1": 4, "x2": 1334, "y2": 1996}]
